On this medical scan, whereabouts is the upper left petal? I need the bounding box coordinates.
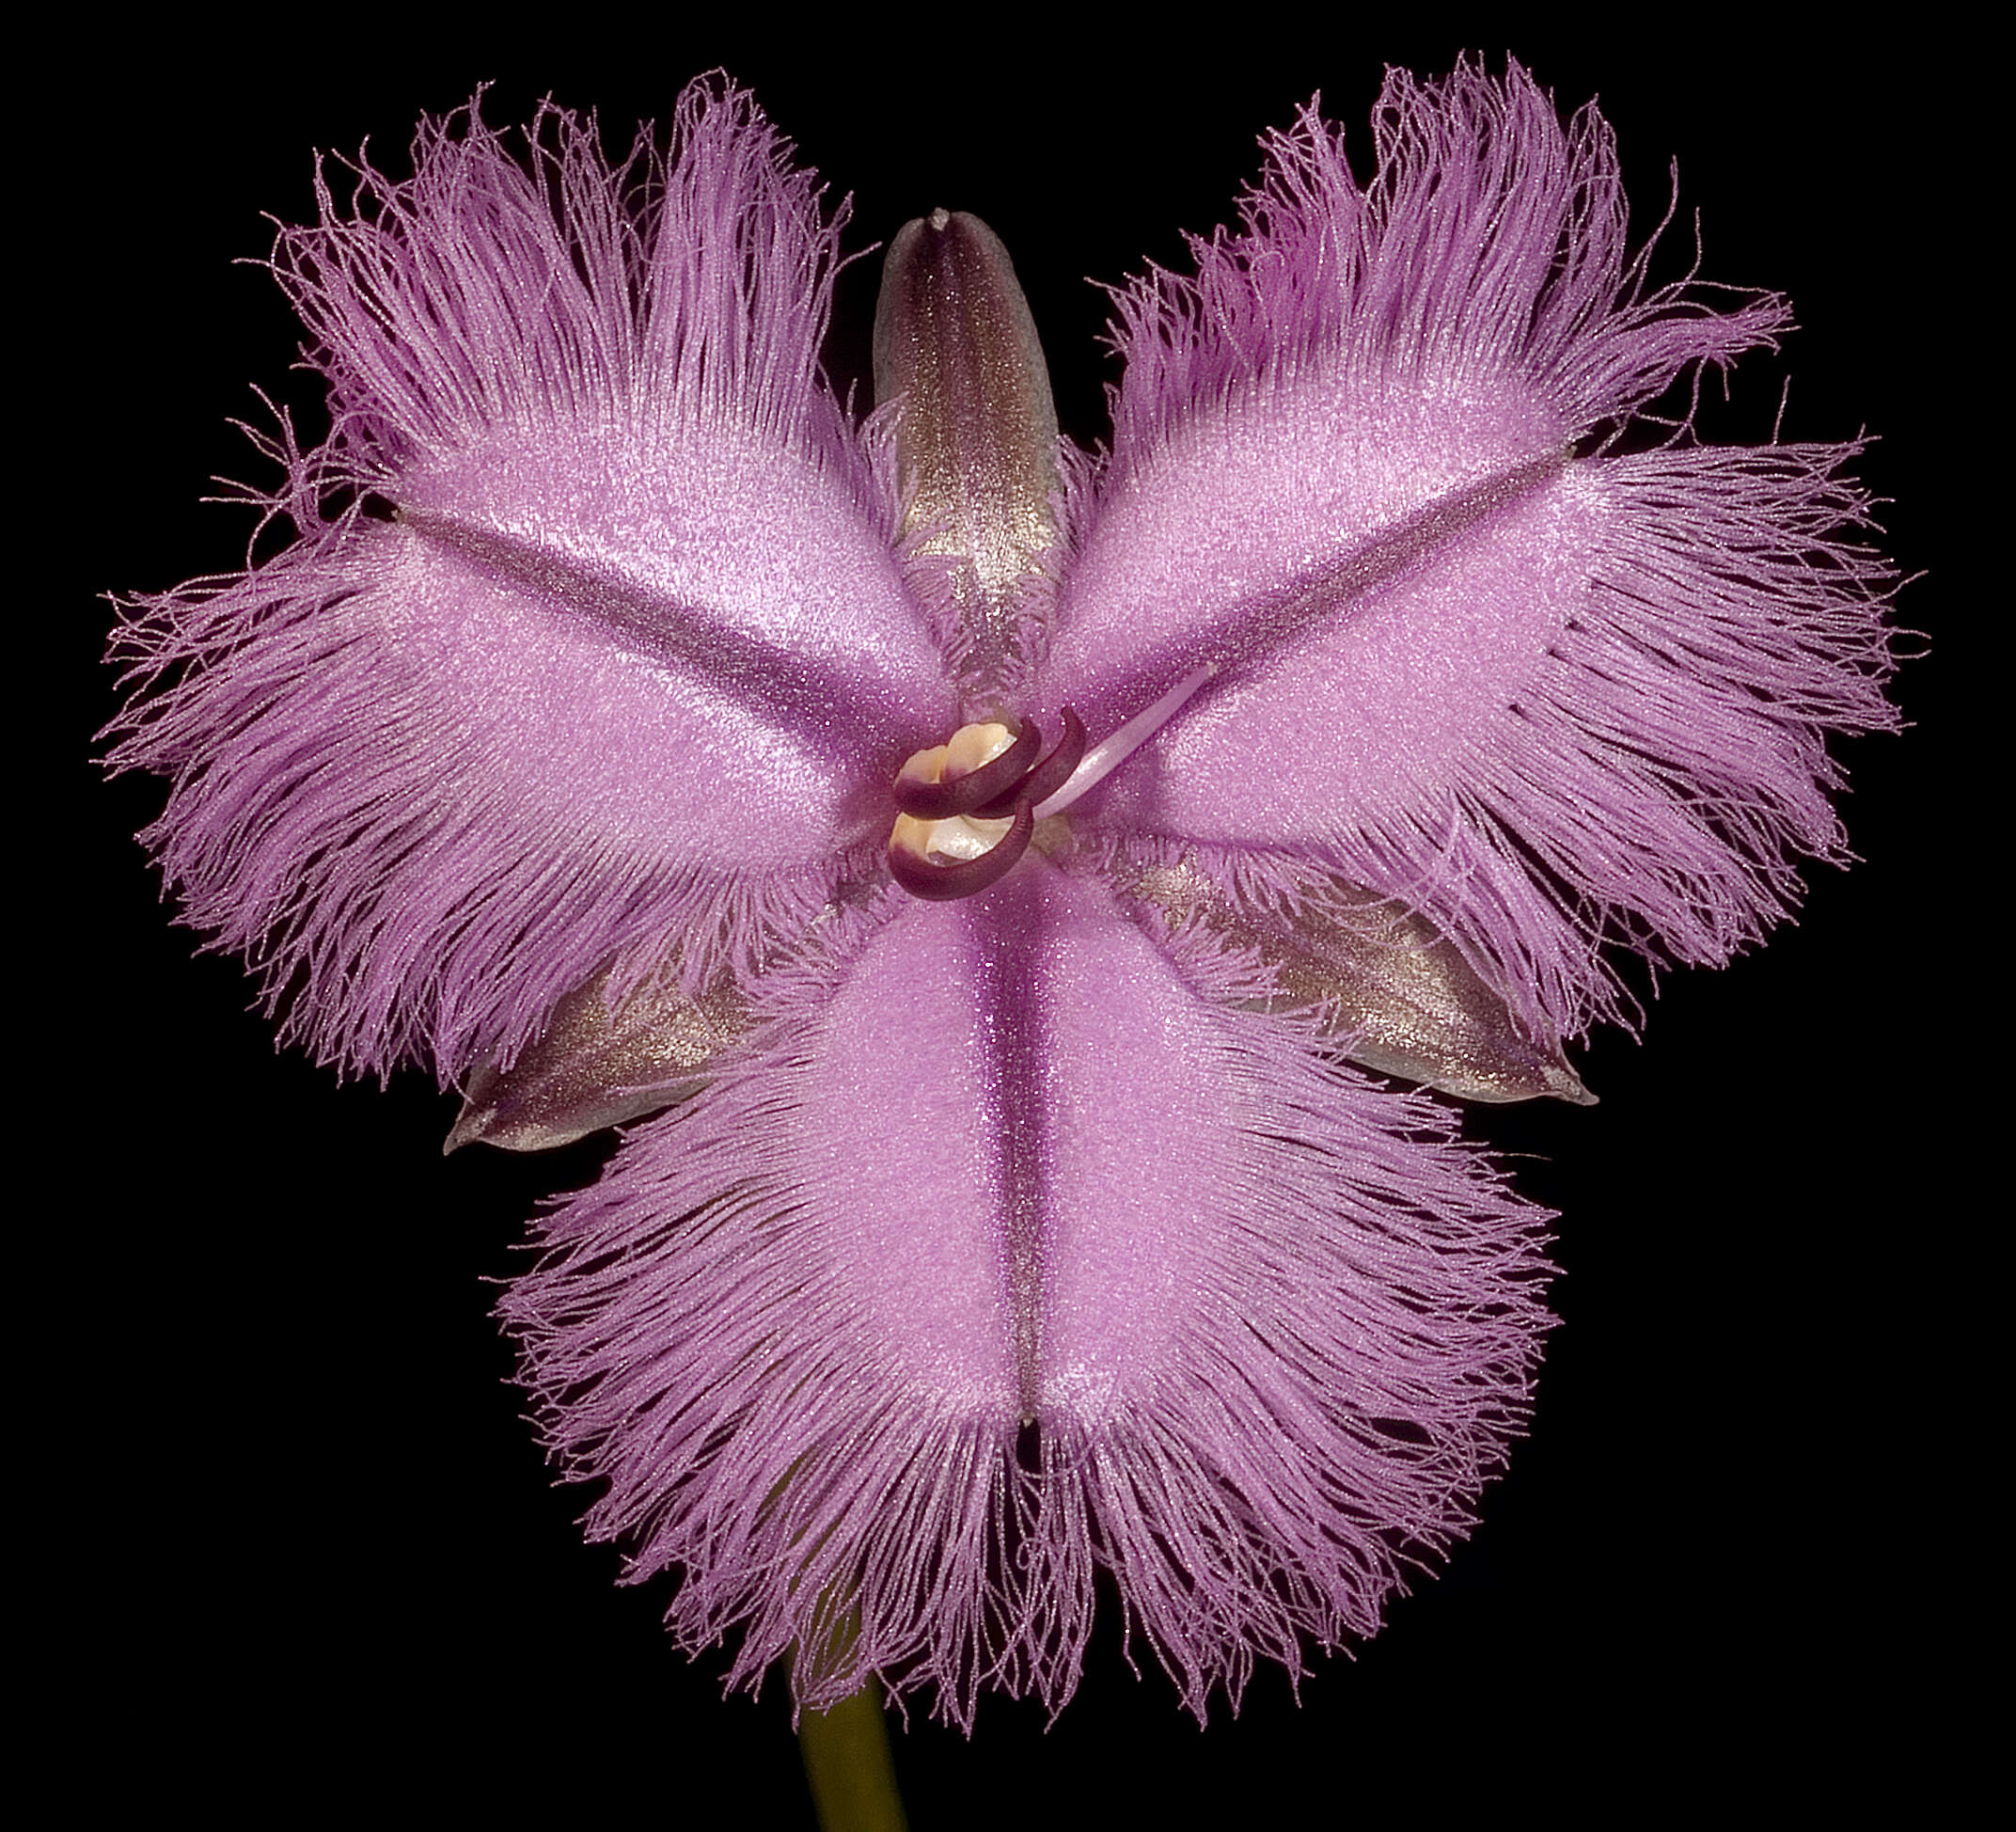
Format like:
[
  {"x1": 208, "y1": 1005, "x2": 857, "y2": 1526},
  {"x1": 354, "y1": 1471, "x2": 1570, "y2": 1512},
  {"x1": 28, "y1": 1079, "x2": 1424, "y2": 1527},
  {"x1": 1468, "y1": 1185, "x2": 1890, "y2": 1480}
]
[{"x1": 109, "y1": 85, "x2": 951, "y2": 1079}]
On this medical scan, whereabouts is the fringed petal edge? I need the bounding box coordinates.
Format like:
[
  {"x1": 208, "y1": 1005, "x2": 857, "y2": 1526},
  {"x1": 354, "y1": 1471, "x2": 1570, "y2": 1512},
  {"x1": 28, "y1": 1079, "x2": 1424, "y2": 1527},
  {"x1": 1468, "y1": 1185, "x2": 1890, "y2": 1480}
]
[{"x1": 1101, "y1": 57, "x2": 1791, "y2": 491}]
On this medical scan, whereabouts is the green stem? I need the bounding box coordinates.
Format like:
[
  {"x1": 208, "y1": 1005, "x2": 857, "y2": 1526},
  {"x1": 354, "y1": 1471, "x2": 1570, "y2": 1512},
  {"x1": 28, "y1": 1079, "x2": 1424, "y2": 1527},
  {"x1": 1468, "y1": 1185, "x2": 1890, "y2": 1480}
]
[{"x1": 797, "y1": 1685, "x2": 907, "y2": 1832}]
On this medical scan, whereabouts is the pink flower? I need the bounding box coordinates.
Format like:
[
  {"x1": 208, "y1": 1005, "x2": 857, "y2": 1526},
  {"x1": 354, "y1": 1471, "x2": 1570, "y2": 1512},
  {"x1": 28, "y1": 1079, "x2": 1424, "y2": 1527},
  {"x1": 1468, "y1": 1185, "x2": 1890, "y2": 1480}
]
[{"x1": 108, "y1": 62, "x2": 1896, "y2": 1725}]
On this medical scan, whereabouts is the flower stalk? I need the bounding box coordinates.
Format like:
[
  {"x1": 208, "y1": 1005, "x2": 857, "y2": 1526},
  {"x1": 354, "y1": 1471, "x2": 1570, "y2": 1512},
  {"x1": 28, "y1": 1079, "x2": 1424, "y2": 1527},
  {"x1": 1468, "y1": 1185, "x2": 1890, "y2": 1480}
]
[{"x1": 797, "y1": 1687, "x2": 908, "y2": 1832}]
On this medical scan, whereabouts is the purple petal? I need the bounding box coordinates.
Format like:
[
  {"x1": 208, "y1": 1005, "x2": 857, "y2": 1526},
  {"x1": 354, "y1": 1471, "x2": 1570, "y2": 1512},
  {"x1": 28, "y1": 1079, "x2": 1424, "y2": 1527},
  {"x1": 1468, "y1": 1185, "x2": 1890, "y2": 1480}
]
[
  {"x1": 1046, "y1": 62, "x2": 1897, "y2": 1038},
  {"x1": 503, "y1": 860, "x2": 1550, "y2": 1722},
  {"x1": 1097, "y1": 61, "x2": 1788, "y2": 488},
  {"x1": 108, "y1": 83, "x2": 948, "y2": 1080}
]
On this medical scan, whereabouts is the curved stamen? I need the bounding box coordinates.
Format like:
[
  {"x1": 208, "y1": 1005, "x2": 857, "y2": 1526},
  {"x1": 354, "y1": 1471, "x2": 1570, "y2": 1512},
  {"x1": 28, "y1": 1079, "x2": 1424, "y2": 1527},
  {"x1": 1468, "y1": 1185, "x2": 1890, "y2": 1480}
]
[
  {"x1": 1034, "y1": 664, "x2": 1217, "y2": 816},
  {"x1": 887, "y1": 800, "x2": 1035, "y2": 901},
  {"x1": 884, "y1": 706, "x2": 1091, "y2": 902},
  {"x1": 976, "y1": 707, "x2": 1086, "y2": 818},
  {"x1": 891, "y1": 720, "x2": 1041, "y2": 818}
]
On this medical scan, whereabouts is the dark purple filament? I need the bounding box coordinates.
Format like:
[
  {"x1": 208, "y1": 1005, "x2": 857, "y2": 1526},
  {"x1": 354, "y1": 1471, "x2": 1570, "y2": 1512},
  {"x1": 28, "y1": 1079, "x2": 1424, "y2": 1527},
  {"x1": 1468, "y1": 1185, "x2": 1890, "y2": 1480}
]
[
  {"x1": 887, "y1": 710, "x2": 1087, "y2": 901},
  {"x1": 891, "y1": 723, "x2": 1039, "y2": 819},
  {"x1": 976, "y1": 708, "x2": 1085, "y2": 817}
]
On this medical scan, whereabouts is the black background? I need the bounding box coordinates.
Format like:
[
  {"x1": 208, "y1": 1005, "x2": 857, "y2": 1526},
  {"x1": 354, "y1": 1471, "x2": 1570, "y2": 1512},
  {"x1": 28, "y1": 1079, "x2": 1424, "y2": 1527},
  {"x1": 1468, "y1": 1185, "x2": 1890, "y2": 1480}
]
[{"x1": 54, "y1": 17, "x2": 1956, "y2": 1824}]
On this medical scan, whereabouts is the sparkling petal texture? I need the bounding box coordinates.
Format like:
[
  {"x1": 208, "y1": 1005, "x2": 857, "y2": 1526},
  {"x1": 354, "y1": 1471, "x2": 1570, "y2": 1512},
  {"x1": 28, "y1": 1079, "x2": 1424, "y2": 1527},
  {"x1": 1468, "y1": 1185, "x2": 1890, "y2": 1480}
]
[
  {"x1": 1050, "y1": 67, "x2": 1896, "y2": 1043},
  {"x1": 107, "y1": 61, "x2": 1898, "y2": 1725},
  {"x1": 112, "y1": 87, "x2": 948, "y2": 1076},
  {"x1": 500, "y1": 870, "x2": 1549, "y2": 1718}
]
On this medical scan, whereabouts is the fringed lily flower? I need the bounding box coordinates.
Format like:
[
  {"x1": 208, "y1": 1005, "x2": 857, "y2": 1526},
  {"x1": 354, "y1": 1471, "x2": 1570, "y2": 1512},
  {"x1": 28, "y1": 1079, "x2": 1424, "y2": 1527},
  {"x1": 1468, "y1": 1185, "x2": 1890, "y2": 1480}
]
[{"x1": 109, "y1": 61, "x2": 1897, "y2": 1726}]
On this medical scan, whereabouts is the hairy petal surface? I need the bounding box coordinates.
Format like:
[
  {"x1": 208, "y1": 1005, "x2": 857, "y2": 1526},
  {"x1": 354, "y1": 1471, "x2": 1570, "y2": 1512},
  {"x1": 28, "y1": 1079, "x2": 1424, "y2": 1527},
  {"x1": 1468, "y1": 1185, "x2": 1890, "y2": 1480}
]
[
  {"x1": 1095, "y1": 60, "x2": 1783, "y2": 484},
  {"x1": 504, "y1": 861, "x2": 1550, "y2": 1722},
  {"x1": 106, "y1": 61, "x2": 1902, "y2": 1729},
  {"x1": 109, "y1": 83, "x2": 940, "y2": 1079},
  {"x1": 1047, "y1": 59, "x2": 1896, "y2": 1037}
]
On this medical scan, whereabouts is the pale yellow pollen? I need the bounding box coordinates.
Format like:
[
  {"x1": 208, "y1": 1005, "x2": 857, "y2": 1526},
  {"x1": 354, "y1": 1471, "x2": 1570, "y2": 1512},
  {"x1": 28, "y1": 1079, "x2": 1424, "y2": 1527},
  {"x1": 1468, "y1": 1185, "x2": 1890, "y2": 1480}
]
[
  {"x1": 893, "y1": 721, "x2": 1016, "y2": 798},
  {"x1": 890, "y1": 721, "x2": 1021, "y2": 865},
  {"x1": 894, "y1": 744, "x2": 951, "y2": 796},
  {"x1": 889, "y1": 810, "x2": 1016, "y2": 863},
  {"x1": 941, "y1": 721, "x2": 1016, "y2": 778}
]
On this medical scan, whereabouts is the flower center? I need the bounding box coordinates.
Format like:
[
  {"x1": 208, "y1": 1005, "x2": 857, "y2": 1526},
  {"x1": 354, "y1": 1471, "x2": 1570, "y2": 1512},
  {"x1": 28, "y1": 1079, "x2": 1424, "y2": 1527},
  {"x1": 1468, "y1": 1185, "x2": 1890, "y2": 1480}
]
[
  {"x1": 886, "y1": 713, "x2": 1086, "y2": 900},
  {"x1": 884, "y1": 669, "x2": 1219, "y2": 901}
]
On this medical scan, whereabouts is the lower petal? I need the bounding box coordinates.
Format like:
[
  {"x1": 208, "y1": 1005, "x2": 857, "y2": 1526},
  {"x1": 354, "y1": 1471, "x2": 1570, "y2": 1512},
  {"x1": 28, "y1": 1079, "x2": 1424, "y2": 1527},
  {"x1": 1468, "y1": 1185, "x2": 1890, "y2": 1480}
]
[{"x1": 502, "y1": 863, "x2": 1552, "y2": 1722}]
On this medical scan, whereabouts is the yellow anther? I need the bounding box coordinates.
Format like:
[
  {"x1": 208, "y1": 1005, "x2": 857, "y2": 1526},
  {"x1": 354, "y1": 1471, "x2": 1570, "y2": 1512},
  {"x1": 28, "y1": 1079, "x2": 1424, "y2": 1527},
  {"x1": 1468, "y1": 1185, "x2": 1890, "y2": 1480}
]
[
  {"x1": 895, "y1": 743, "x2": 950, "y2": 795},
  {"x1": 885, "y1": 718, "x2": 1047, "y2": 901},
  {"x1": 895, "y1": 721, "x2": 1016, "y2": 797},
  {"x1": 889, "y1": 721, "x2": 1023, "y2": 875},
  {"x1": 942, "y1": 721, "x2": 1016, "y2": 779},
  {"x1": 889, "y1": 810, "x2": 1016, "y2": 866}
]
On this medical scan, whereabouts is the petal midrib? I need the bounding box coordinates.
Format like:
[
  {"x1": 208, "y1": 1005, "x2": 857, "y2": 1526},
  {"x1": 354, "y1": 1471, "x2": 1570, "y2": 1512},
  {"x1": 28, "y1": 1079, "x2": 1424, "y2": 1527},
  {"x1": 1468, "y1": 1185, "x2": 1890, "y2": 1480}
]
[
  {"x1": 1067, "y1": 445, "x2": 1573, "y2": 746},
  {"x1": 395, "y1": 502, "x2": 928, "y2": 768},
  {"x1": 965, "y1": 875, "x2": 1055, "y2": 1425}
]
